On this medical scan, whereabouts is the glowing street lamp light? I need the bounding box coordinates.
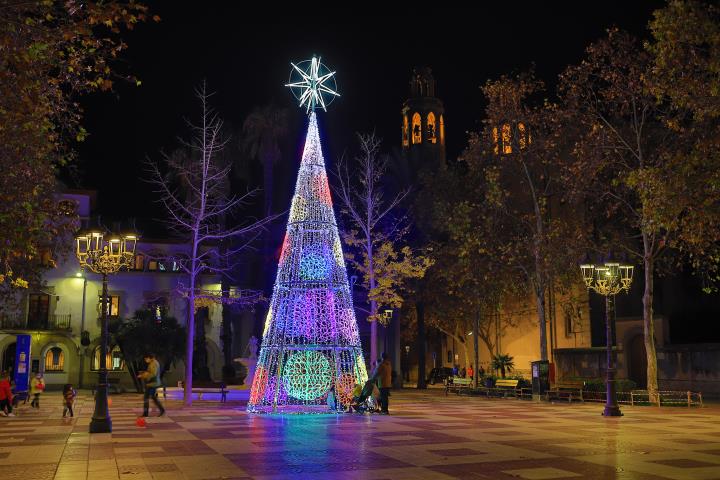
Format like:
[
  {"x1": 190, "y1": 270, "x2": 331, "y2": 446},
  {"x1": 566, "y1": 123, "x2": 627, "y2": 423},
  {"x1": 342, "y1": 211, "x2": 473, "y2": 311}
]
[
  {"x1": 75, "y1": 228, "x2": 137, "y2": 433},
  {"x1": 580, "y1": 261, "x2": 634, "y2": 417}
]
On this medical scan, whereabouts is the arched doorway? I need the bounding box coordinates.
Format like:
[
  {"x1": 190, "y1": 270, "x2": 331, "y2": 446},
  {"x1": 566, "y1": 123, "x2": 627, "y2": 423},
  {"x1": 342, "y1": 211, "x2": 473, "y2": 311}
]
[
  {"x1": 1, "y1": 342, "x2": 16, "y2": 374},
  {"x1": 628, "y1": 334, "x2": 647, "y2": 388}
]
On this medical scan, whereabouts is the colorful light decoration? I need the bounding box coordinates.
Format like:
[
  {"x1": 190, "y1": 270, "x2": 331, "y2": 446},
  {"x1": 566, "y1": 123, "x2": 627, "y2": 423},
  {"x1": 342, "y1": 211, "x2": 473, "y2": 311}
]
[
  {"x1": 286, "y1": 56, "x2": 340, "y2": 113},
  {"x1": 247, "y1": 58, "x2": 366, "y2": 413}
]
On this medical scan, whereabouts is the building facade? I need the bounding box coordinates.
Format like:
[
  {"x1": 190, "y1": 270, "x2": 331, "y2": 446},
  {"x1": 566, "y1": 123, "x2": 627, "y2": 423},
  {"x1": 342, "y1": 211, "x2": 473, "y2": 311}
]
[{"x1": 0, "y1": 192, "x2": 230, "y2": 391}]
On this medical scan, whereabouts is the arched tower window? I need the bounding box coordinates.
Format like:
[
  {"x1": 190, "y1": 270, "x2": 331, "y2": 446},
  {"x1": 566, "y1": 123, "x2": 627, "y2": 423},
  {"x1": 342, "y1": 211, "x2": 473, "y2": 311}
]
[
  {"x1": 518, "y1": 122, "x2": 530, "y2": 149},
  {"x1": 427, "y1": 112, "x2": 437, "y2": 144},
  {"x1": 402, "y1": 115, "x2": 409, "y2": 147},
  {"x1": 439, "y1": 115, "x2": 445, "y2": 145},
  {"x1": 411, "y1": 113, "x2": 422, "y2": 144},
  {"x1": 493, "y1": 122, "x2": 532, "y2": 156},
  {"x1": 502, "y1": 123, "x2": 512, "y2": 154}
]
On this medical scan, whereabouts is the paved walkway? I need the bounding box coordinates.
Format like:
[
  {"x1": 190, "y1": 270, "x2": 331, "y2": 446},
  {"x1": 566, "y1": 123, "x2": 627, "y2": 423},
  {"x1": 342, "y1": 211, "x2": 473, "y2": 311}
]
[{"x1": 1, "y1": 390, "x2": 720, "y2": 479}]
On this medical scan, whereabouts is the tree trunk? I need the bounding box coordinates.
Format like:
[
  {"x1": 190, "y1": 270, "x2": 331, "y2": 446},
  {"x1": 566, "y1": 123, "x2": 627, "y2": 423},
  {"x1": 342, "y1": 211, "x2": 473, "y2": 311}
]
[
  {"x1": 184, "y1": 292, "x2": 195, "y2": 406},
  {"x1": 194, "y1": 307, "x2": 210, "y2": 381},
  {"x1": 368, "y1": 240, "x2": 378, "y2": 365},
  {"x1": 642, "y1": 236, "x2": 660, "y2": 402},
  {"x1": 221, "y1": 298, "x2": 235, "y2": 381},
  {"x1": 535, "y1": 272, "x2": 548, "y2": 361},
  {"x1": 416, "y1": 301, "x2": 426, "y2": 389}
]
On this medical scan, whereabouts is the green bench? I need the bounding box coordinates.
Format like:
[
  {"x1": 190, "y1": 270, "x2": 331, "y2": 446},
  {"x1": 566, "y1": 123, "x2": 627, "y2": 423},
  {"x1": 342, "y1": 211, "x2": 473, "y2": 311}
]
[{"x1": 445, "y1": 377, "x2": 473, "y2": 395}]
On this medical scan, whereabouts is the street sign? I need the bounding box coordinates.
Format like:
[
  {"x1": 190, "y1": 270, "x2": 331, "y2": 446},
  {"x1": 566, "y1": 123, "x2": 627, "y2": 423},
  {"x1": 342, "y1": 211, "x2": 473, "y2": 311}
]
[{"x1": 14, "y1": 334, "x2": 31, "y2": 391}]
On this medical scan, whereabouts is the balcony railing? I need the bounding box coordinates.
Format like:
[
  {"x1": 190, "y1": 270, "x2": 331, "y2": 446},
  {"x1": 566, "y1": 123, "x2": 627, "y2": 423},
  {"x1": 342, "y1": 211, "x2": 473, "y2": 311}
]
[{"x1": 0, "y1": 314, "x2": 72, "y2": 332}]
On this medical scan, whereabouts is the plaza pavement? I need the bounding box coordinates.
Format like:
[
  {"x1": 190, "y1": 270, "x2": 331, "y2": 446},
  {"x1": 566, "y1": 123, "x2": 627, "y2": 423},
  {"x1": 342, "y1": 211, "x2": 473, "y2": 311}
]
[{"x1": 1, "y1": 389, "x2": 720, "y2": 480}]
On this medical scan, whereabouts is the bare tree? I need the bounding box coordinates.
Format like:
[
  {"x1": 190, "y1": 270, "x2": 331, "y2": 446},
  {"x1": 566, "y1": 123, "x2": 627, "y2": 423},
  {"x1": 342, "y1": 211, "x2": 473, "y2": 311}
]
[
  {"x1": 147, "y1": 83, "x2": 275, "y2": 405},
  {"x1": 334, "y1": 133, "x2": 431, "y2": 364}
]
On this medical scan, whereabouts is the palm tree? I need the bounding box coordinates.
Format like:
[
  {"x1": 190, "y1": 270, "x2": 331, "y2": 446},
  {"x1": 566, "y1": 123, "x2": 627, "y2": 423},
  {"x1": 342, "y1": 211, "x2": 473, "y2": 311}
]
[
  {"x1": 242, "y1": 104, "x2": 289, "y2": 217},
  {"x1": 491, "y1": 353, "x2": 515, "y2": 378}
]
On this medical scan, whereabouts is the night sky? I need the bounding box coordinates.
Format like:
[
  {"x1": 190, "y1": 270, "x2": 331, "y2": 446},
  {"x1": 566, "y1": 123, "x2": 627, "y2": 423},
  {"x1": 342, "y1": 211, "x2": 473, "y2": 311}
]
[
  {"x1": 76, "y1": 2, "x2": 665, "y2": 221},
  {"x1": 72, "y1": 2, "x2": 720, "y2": 343}
]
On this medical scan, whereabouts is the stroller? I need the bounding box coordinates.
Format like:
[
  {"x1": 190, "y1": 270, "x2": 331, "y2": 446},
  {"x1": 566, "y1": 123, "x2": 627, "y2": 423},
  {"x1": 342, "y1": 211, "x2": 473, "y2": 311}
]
[{"x1": 349, "y1": 379, "x2": 380, "y2": 413}]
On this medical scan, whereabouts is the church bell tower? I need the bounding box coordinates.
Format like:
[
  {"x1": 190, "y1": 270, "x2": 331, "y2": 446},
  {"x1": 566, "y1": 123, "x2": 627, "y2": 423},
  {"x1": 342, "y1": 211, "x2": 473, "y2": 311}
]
[{"x1": 401, "y1": 67, "x2": 446, "y2": 172}]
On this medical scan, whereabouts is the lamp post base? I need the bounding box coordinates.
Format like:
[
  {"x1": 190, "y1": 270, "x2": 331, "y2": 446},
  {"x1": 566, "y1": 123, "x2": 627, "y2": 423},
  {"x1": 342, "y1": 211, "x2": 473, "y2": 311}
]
[
  {"x1": 89, "y1": 416, "x2": 113, "y2": 433},
  {"x1": 602, "y1": 405, "x2": 623, "y2": 417}
]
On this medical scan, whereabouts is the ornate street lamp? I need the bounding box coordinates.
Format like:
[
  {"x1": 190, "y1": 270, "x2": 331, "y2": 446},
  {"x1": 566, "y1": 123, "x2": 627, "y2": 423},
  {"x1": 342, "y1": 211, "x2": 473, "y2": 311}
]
[
  {"x1": 580, "y1": 261, "x2": 634, "y2": 416},
  {"x1": 75, "y1": 230, "x2": 137, "y2": 433}
]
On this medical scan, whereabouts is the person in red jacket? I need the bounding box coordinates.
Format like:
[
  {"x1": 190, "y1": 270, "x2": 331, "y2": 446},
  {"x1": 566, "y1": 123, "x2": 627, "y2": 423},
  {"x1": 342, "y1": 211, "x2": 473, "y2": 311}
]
[{"x1": 0, "y1": 371, "x2": 15, "y2": 416}]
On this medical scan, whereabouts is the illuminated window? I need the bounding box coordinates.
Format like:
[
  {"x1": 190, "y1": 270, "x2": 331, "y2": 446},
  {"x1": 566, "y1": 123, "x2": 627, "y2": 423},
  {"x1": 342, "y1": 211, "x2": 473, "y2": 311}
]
[
  {"x1": 427, "y1": 112, "x2": 437, "y2": 144},
  {"x1": 494, "y1": 122, "x2": 531, "y2": 156},
  {"x1": 98, "y1": 295, "x2": 120, "y2": 317},
  {"x1": 44, "y1": 347, "x2": 64, "y2": 372},
  {"x1": 411, "y1": 113, "x2": 422, "y2": 144},
  {"x1": 133, "y1": 254, "x2": 145, "y2": 271},
  {"x1": 518, "y1": 122, "x2": 527, "y2": 150},
  {"x1": 402, "y1": 115, "x2": 409, "y2": 147},
  {"x1": 502, "y1": 123, "x2": 512, "y2": 154},
  {"x1": 92, "y1": 345, "x2": 124, "y2": 371},
  {"x1": 439, "y1": 115, "x2": 445, "y2": 145},
  {"x1": 147, "y1": 259, "x2": 158, "y2": 271}
]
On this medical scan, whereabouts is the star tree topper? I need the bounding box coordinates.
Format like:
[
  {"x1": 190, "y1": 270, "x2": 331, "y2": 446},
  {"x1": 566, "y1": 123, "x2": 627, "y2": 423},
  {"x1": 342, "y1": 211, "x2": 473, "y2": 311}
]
[{"x1": 285, "y1": 56, "x2": 340, "y2": 113}]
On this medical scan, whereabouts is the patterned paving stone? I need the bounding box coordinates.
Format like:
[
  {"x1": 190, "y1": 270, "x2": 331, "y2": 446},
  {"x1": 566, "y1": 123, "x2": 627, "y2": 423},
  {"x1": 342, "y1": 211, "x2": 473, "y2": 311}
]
[{"x1": 1, "y1": 390, "x2": 720, "y2": 479}]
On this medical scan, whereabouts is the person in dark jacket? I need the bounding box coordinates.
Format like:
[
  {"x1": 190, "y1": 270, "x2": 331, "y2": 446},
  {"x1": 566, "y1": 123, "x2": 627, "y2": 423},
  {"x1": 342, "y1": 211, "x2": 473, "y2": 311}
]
[{"x1": 137, "y1": 353, "x2": 165, "y2": 417}]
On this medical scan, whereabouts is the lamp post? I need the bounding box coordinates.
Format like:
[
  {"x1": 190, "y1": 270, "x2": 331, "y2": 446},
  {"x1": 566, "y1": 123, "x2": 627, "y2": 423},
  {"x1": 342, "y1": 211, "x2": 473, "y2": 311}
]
[
  {"x1": 580, "y1": 262, "x2": 633, "y2": 417},
  {"x1": 75, "y1": 230, "x2": 137, "y2": 433}
]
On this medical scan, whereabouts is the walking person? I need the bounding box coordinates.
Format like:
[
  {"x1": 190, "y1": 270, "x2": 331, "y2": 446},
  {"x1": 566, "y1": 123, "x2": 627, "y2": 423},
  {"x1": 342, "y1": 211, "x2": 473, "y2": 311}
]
[
  {"x1": 62, "y1": 384, "x2": 77, "y2": 418},
  {"x1": 374, "y1": 352, "x2": 392, "y2": 415},
  {"x1": 467, "y1": 365, "x2": 474, "y2": 382},
  {"x1": 0, "y1": 371, "x2": 15, "y2": 417},
  {"x1": 137, "y1": 353, "x2": 165, "y2": 417},
  {"x1": 30, "y1": 373, "x2": 45, "y2": 409}
]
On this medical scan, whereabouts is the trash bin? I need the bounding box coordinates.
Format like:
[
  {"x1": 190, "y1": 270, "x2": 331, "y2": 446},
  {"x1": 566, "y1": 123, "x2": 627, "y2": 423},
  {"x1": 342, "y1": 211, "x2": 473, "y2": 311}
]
[{"x1": 531, "y1": 360, "x2": 550, "y2": 399}]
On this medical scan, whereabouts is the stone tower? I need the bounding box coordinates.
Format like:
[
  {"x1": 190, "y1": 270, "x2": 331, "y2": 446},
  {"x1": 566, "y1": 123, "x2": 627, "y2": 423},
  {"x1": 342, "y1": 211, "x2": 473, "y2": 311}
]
[{"x1": 401, "y1": 67, "x2": 446, "y2": 173}]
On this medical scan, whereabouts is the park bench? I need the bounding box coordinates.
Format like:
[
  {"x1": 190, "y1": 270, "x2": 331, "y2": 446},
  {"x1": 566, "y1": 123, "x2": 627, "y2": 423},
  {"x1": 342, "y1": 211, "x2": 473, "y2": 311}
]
[
  {"x1": 445, "y1": 377, "x2": 473, "y2": 395},
  {"x1": 548, "y1": 381, "x2": 584, "y2": 402},
  {"x1": 179, "y1": 380, "x2": 227, "y2": 403},
  {"x1": 490, "y1": 379, "x2": 521, "y2": 398}
]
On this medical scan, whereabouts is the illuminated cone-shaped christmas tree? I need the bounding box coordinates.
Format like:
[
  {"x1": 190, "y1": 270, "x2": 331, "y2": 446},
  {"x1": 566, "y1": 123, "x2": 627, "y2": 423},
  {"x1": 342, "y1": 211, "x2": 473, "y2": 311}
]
[{"x1": 248, "y1": 59, "x2": 366, "y2": 413}]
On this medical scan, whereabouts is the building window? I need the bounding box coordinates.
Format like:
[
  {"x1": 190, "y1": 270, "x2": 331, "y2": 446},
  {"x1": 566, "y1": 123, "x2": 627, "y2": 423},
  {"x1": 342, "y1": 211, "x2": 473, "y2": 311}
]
[
  {"x1": 92, "y1": 345, "x2": 124, "y2": 371},
  {"x1": 27, "y1": 294, "x2": 50, "y2": 329},
  {"x1": 147, "y1": 259, "x2": 158, "y2": 271},
  {"x1": 439, "y1": 115, "x2": 445, "y2": 145},
  {"x1": 402, "y1": 115, "x2": 409, "y2": 147},
  {"x1": 133, "y1": 254, "x2": 145, "y2": 271},
  {"x1": 518, "y1": 122, "x2": 528, "y2": 150},
  {"x1": 427, "y1": 112, "x2": 437, "y2": 144},
  {"x1": 493, "y1": 122, "x2": 531, "y2": 156},
  {"x1": 44, "y1": 347, "x2": 64, "y2": 372},
  {"x1": 411, "y1": 113, "x2": 422, "y2": 144},
  {"x1": 99, "y1": 295, "x2": 120, "y2": 317},
  {"x1": 447, "y1": 350, "x2": 453, "y2": 364},
  {"x1": 502, "y1": 123, "x2": 512, "y2": 154}
]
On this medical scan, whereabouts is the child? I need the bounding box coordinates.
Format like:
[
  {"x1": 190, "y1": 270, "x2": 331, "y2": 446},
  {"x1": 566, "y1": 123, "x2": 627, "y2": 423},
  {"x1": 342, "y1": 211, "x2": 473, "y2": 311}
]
[
  {"x1": 62, "y1": 384, "x2": 77, "y2": 418},
  {"x1": 0, "y1": 371, "x2": 15, "y2": 417},
  {"x1": 326, "y1": 385, "x2": 338, "y2": 411},
  {"x1": 30, "y1": 373, "x2": 45, "y2": 409}
]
